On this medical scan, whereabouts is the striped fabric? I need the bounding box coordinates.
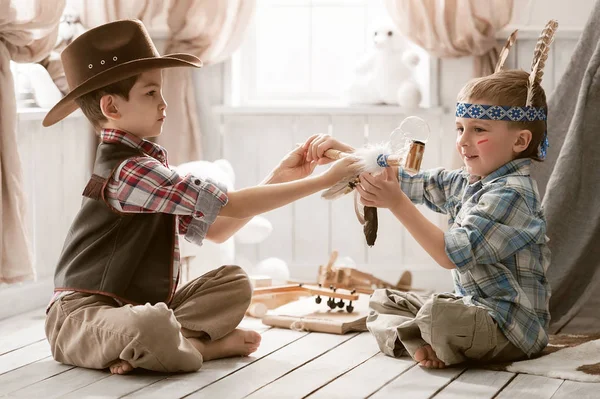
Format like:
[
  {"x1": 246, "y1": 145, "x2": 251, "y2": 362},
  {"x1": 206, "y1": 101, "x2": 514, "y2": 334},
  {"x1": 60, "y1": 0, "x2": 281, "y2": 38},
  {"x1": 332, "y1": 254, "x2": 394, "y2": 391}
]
[{"x1": 399, "y1": 158, "x2": 551, "y2": 356}]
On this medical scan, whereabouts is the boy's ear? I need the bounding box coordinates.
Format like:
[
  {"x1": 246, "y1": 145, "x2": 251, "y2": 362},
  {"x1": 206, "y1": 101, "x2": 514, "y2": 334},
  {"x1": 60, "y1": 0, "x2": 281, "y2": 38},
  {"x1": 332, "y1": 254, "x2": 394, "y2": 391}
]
[
  {"x1": 100, "y1": 94, "x2": 120, "y2": 121},
  {"x1": 513, "y1": 129, "x2": 532, "y2": 153}
]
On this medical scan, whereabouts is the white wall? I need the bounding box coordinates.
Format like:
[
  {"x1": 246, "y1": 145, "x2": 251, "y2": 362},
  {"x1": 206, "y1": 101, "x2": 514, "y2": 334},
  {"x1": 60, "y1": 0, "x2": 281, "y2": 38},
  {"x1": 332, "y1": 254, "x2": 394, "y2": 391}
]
[{"x1": 511, "y1": 0, "x2": 596, "y2": 28}]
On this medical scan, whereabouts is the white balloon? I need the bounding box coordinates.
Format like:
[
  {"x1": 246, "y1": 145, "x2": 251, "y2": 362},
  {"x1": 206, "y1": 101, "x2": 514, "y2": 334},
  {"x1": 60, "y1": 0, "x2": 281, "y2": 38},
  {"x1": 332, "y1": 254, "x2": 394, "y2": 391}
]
[
  {"x1": 235, "y1": 216, "x2": 273, "y2": 244},
  {"x1": 253, "y1": 257, "x2": 290, "y2": 284}
]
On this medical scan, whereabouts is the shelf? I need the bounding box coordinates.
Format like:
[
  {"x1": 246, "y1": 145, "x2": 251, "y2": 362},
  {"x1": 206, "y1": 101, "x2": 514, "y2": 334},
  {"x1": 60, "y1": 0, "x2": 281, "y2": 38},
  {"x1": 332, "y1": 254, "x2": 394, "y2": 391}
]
[
  {"x1": 16, "y1": 107, "x2": 85, "y2": 122},
  {"x1": 212, "y1": 104, "x2": 448, "y2": 116}
]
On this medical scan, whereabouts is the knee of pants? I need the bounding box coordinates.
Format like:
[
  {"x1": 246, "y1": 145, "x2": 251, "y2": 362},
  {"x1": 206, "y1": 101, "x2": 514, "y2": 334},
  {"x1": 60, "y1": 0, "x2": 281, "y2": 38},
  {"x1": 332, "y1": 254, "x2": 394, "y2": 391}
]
[
  {"x1": 130, "y1": 302, "x2": 182, "y2": 341},
  {"x1": 221, "y1": 265, "x2": 252, "y2": 303}
]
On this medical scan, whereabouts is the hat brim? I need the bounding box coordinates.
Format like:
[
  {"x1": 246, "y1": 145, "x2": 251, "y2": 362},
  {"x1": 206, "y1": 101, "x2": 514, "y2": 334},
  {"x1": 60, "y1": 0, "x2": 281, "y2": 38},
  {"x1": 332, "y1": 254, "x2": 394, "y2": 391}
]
[{"x1": 42, "y1": 53, "x2": 202, "y2": 127}]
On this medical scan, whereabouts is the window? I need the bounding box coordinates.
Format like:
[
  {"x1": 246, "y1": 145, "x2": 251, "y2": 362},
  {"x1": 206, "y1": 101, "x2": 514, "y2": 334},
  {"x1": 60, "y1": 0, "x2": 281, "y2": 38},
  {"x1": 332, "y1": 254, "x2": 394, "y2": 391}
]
[{"x1": 227, "y1": 0, "x2": 437, "y2": 107}]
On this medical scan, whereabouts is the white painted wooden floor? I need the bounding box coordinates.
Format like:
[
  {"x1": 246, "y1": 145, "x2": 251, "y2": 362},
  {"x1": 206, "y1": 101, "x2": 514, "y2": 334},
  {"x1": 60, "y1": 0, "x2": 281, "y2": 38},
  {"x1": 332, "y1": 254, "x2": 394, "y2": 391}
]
[{"x1": 1, "y1": 309, "x2": 599, "y2": 399}]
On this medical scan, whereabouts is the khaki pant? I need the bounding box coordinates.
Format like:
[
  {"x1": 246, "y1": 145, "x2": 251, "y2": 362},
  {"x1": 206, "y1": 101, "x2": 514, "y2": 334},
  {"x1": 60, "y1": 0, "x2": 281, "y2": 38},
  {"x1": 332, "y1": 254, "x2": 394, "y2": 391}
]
[
  {"x1": 45, "y1": 265, "x2": 252, "y2": 373},
  {"x1": 366, "y1": 290, "x2": 527, "y2": 365}
]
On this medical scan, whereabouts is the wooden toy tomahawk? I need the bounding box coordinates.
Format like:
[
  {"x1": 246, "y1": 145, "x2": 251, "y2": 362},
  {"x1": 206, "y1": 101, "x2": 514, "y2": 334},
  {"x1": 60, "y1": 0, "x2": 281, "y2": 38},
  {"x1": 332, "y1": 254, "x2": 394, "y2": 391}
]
[{"x1": 320, "y1": 116, "x2": 430, "y2": 246}]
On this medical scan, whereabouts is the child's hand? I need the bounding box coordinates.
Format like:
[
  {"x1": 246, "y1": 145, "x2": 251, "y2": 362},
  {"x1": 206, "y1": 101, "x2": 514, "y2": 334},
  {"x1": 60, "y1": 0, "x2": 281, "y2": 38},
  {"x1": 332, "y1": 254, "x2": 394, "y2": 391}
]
[
  {"x1": 304, "y1": 134, "x2": 355, "y2": 165},
  {"x1": 321, "y1": 156, "x2": 361, "y2": 186},
  {"x1": 273, "y1": 143, "x2": 317, "y2": 183},
  {"x1": 356, "y1": 167, "x2": 405, "y2": 210}
]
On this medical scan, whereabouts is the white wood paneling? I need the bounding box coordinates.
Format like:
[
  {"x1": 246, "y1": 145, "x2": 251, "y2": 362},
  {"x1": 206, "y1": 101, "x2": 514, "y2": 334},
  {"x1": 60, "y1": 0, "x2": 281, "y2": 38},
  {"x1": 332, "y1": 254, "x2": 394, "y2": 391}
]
[
  {"x1": 14, "y1": 112, "x2": 94, "y2": 281},
  {"x1": 0, "y1": 111, "x2": 95, "y2": 319},
  {"x1": 291, "y1": 116, "x2": 332, "y2": 266}
]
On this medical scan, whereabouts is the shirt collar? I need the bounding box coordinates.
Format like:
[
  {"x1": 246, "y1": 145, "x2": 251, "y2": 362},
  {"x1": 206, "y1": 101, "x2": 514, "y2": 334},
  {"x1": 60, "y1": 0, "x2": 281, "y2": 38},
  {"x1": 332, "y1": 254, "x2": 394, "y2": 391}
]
[
  {"x1": 100, "y1": 129, "x2": 168, "y2": 165},
  {"x1": 463, "y1": 158, "x2": 532, "y2": 186}
]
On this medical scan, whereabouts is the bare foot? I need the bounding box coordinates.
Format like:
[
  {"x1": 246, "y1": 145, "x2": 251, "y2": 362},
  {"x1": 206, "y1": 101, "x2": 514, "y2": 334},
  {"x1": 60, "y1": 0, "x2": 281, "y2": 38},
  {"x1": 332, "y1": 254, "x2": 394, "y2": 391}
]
[
  {"x1": 189, "y1": 329, "x2": 261, "y2": 361},
  {"x1": 414, "y1": 345, "x2": 446, "y2": 369},
  {"x1": 109, "y1": 359, "x2": 134, "y2": 375}
]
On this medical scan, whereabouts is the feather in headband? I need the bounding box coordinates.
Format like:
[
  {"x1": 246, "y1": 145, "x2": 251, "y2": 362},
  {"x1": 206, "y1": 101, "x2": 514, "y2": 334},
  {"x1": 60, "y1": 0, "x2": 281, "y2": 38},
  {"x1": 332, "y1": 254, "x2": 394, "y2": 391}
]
[{"x1": 527, "y1": 20, "x2": 559, "y2": 106}]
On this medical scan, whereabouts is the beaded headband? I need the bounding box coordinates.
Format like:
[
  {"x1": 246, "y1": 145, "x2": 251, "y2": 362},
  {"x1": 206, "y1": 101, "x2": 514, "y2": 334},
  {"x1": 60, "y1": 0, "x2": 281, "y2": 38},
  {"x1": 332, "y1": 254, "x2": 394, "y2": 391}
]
[
  {"x1": 455, "y1": 20, "x2": 558, "y2": 160},
  {"x1": 456, "y1": 102, "x2": 549, "y2": 159},
  {"x1": 456, "y1": 103, "x2": 547, "y2": 122}
]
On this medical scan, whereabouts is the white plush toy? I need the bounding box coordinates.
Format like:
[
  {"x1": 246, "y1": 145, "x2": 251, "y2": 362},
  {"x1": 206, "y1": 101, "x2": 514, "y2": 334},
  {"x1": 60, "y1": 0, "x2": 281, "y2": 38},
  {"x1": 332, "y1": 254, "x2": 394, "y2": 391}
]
[
  {"x1": 175, "y1": 159, "x2": 276, "y2": 281},
  {"x1": 345, "y1": 25, "x2": 422, "y2": 108}
]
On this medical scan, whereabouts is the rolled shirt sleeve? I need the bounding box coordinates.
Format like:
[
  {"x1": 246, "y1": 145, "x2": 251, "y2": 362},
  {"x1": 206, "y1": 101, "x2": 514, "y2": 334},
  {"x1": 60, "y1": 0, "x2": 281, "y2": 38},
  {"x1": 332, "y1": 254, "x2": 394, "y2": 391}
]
[
  {"x1": 444, "y1": 187, "x2": 546, "y2": 272},
  {"x1": 399, "y1": 167, "x2": 463, "y2": 214},
  {"x1": 105, "y1": 157, "x2": 228, "y2": 237},
  {"x1": 183, "y1": 177, "x2": 230, "y2": 246}
]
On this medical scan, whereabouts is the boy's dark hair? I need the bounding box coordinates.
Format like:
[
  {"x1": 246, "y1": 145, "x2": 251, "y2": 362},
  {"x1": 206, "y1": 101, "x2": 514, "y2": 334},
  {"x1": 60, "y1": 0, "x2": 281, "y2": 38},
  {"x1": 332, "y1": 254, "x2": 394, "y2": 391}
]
[
  {"x1": 75, "y1": 75, "x2": 140, "y2": 131},
  {"x1": 457, "y1": 70, "x2": 548, "y2": 162}
]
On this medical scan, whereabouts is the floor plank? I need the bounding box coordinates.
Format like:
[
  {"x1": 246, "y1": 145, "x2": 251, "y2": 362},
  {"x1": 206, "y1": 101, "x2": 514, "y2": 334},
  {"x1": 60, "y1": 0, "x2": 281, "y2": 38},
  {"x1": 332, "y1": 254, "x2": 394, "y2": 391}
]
[
  {"x1": 190, "y1": 333, "x2": 358, "y2": 399},
  {"x1": 60, "y1": 373, "x2": 166, "y2": 399},
  {"x1": 8, "y1": 367, "x2": 111, "y2": 398},
  {"x1": 307, "y1": 353, "x2": 416, "y2": 399},
  {"x1": 369, "y1": 364, "x2": 466, "y2": 399},
  {"x1": 551, "y1": 380, "x2": 600, "y2": 399},
  {"x1": 202, "y1": 332, "x2": 370, "y2": 399},
  {"x1": 434, "y1": 369, "x2": 516, "y2": 399},
  {"x1": 0, "y1": 357, "x2": 74, "y2": 396},
  {"x1": 1, "y1": 310, "x2": 599, "y2": 399},
  {"x1": 122, "y1": 328, "x2": 309, "y2": 399},
  {"x1": 0, "y1": 320, "x2": 46, "y2": 356},
  {"x1": 0, "y1": 340, "x2": 51, "y2": 375},
  {"x1": 0, "y1": 308, "x2": 46, "y2": 356},
  {"x1": 495, "y1": 374, "x2": 563, "y2": 399},
  {"x1": 0, "y1": 308, "x2": 45, "y2": 333}
]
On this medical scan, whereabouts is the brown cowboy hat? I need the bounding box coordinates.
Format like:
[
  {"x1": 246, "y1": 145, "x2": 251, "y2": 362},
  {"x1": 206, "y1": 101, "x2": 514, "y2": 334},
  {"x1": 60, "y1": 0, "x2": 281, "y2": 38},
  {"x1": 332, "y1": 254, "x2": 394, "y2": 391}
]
[{"x1": 43, "y1": 19, "x2": 202, "y2": 127}]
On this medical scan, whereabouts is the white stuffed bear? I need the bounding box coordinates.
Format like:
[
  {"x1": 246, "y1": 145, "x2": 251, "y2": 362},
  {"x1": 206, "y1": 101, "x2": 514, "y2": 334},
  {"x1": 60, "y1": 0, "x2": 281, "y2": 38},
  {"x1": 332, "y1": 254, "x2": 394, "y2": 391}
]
[
  {"x1": 344, "y1": 25, "x2": 422, "y2": 108},
  {"x1": 175, "y1": 159, "x2": 274, "y2": 281}
]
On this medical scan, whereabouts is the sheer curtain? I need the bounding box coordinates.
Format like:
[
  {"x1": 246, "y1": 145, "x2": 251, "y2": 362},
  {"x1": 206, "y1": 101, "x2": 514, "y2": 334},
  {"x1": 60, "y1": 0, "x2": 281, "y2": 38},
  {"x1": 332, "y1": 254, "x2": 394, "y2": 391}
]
[
  {"x1": 157, "y1": 0, "x2": 256, "y2": 165},
  {"x1": 0, "y1": 0, "x2": 65, "y2": 283}
]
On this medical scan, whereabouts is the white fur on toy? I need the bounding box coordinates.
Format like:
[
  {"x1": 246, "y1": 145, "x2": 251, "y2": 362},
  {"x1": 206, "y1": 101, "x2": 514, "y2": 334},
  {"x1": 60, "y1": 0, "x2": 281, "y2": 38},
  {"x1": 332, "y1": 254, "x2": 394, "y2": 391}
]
[
  {"x1": 253, "y1": 257, "x2": 290, "y2": 285},
  {"x1": 345, "y1": 25, "x2": 422, "y2": 107}
]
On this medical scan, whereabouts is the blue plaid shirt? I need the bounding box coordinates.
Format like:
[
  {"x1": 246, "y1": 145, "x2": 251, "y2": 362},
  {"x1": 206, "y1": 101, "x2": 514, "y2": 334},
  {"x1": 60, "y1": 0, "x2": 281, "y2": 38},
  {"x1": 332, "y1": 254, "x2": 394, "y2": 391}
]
[{"x1": 400, "y1": 159, "x2": 551, "y2": 356}]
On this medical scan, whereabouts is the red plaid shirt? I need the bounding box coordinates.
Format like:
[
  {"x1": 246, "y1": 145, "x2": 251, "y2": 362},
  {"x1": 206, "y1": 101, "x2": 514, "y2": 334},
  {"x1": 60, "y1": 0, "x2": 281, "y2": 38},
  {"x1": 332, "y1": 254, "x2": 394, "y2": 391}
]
[{"x1": 49, "y1": 129, "x2": 228, "y2": 308}]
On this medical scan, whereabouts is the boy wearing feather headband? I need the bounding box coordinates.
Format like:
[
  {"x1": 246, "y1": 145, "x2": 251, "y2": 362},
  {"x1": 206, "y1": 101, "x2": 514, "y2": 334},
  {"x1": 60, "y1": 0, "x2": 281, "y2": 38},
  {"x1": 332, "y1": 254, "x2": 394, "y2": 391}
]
[{"x1": 307, "y1": 21, "x2": 558, "y2": 368}]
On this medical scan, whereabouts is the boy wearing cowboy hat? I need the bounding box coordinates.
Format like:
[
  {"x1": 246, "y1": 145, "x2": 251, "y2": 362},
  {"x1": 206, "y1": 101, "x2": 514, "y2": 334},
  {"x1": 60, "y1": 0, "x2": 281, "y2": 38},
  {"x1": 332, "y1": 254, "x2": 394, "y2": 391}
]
[{"x1": 43, "y1": 19, "x2": 358, "y2": 375}]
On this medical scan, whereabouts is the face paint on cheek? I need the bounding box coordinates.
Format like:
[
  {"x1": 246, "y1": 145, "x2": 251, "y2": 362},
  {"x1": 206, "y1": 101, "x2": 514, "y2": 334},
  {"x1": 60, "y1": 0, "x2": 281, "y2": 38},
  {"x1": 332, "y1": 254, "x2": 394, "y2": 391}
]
[{"x1": 476, "y1": 138, "x2": 495, "y2": 158}]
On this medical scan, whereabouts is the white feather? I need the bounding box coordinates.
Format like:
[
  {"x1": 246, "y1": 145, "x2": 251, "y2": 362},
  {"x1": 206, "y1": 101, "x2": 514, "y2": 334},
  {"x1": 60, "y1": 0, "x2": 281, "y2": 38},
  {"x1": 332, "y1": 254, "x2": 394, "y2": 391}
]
[
  {"x1": 354, "y1": 142, "x2": 395, "y2": 174},
  {"x1": 321, "y1": 141, "x2": 409, "y2": 201}
]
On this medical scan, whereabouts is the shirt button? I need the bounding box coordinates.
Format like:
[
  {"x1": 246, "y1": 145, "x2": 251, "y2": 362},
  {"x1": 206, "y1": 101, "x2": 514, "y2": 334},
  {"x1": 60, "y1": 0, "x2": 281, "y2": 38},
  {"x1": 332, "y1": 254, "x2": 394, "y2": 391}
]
[{"x1": 194, "y1": 179, "x2": 201, "y2": 185}]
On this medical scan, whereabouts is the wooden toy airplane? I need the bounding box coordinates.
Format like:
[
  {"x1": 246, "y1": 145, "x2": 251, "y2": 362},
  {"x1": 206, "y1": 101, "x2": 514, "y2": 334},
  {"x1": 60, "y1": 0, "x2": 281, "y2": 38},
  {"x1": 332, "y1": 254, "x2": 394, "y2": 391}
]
[
  {"x1": 317, "y1": 251, "x2": 417, "y2": 295},
  {"x1": 248, "y1": 283, "x2": 360, "y2": 318}
]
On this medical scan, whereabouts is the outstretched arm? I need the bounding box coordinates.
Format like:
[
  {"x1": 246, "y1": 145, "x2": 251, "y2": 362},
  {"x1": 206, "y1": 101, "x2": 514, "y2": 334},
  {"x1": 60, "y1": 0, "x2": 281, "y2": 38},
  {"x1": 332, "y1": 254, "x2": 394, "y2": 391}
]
[
  {"x1": 205, "y1": 136, "x2": 322, "y2": 243},
  {"x1": 357, "y1": 168, "x2": 455, "y2": 270},
  {"x1": 220, "y1": 156, "x2": 357, "y2": 219}
]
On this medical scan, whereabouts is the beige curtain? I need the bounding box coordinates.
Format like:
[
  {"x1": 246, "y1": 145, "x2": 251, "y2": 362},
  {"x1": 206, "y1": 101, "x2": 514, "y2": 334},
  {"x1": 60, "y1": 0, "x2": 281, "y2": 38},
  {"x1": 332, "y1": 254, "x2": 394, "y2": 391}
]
[
  {"x1": 0, "y1": 0, "x2": 65, "y2": 283},
  {"x1": 158, "y1": 0, "x2": 256, "y2": 165},
  {"x1": 73, "y1": 0, "x2": 165, "y2": 29},
  {"x1": 384, "y1": 0, "x2": 513, "y2": 77}
]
